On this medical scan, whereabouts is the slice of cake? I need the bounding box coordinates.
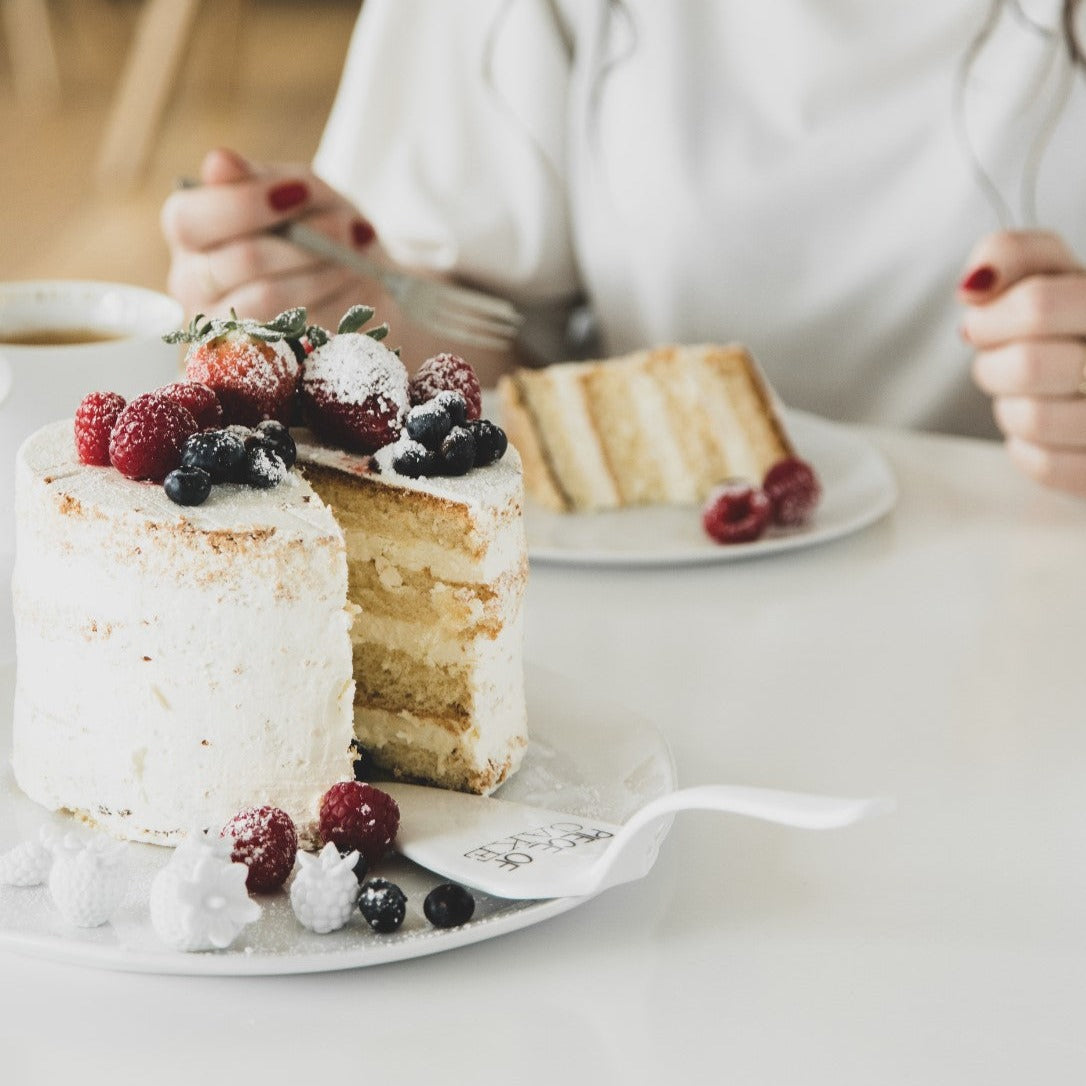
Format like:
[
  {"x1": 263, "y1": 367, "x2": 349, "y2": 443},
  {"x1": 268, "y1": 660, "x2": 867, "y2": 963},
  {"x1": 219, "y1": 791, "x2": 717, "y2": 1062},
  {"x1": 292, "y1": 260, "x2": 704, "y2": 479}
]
[{"x1": 497, "y1": 344, "x2": 795, "y2": 512}]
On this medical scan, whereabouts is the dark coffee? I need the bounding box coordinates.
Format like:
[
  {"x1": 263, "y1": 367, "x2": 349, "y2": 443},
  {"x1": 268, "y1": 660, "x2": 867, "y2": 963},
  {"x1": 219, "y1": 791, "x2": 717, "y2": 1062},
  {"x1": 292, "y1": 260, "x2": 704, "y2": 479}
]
[{"x1": 0, "y1": 328, "x2": 128, "y2": 346}]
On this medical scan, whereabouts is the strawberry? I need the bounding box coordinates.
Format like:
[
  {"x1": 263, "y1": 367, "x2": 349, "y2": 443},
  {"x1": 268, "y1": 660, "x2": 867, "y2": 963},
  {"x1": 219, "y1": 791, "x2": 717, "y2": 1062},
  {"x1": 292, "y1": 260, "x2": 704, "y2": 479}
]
[
  {"x1": 74, "y1": 391, "x2": 126, "y2": 466},
  {"x1": 222, "y1": 805, "x2": 298, "y2": 893},
  {"x1": 318, "y1": 781, "x2": 400, "y2": 867},
  {"x1": 166, "y1": 309, "x2": 312, "y2": 427},
  {"x1": 108, "y1": 393, "x2": 198, "y2": 482},
  {"x1": 156, "y1": 381, "x2": 224, "y2": 430},
  {"x1": 301, "y1": 329, "x2": 409, "y2": 454},
  {"x1": 409, "y1": 352, "x2": 482, "y2": 420}
]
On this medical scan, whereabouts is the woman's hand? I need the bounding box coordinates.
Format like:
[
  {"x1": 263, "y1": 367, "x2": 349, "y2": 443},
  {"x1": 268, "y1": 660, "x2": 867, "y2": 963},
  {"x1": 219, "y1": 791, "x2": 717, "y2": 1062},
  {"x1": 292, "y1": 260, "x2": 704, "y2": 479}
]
[
  {"x1": 960, "y1": 229, "x2": 1086, "y2": 497},
  {"x1": 160, "y1": 147, "x2": 380, "y2": 333}
]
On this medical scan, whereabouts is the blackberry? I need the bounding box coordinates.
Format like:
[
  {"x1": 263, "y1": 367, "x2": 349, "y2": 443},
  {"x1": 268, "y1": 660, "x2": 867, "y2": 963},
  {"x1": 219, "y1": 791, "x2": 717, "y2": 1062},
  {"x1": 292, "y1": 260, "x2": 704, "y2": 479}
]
[
  {"x1": 255, "y1": 419, "x2": 297, "y2": 469},
  {"x1": 432, "y1": 390, "x2": 468, "y2": 426},
  {"x1": 243, "y1": 440, "x2": 288, "y2": 488},
  {"x1": 391, "y1": 440, "x2": 439, "y2": 479},
  {"x1": 164, "y1": 466, "x2": 212, "y2": 506},
  {"x1": 359, "y1": 878, "x2": 407, "y2": 933},
  {"x1": 424, "y1": 882, "x2": 475, "y2": 928},
  {"x1": 439, "y1": 425, "x2": 476, "y2": 476},
  {"x1": 467, "y1": 419, "x2": 508, "y2": 467},
  {"x1": 180, "y1": 429, "x2": 247, "y2": 483},
  {"x1": 405, "y1": 400, "x2": 453, "y2": 450}
]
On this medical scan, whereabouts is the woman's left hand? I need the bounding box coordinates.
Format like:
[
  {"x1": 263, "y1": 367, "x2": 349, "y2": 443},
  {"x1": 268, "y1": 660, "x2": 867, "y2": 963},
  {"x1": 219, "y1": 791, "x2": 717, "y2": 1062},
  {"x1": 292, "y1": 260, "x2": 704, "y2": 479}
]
[{"x1": 960, "y1": 229, "x2": 1086, "y2": 497}]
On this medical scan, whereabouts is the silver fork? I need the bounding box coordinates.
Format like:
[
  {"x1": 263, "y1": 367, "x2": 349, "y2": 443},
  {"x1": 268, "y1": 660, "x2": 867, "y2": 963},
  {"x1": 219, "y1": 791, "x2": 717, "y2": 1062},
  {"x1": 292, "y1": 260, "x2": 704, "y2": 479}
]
[{"x1": 279, "y1": 221, "x2": 524, "y2": 351}]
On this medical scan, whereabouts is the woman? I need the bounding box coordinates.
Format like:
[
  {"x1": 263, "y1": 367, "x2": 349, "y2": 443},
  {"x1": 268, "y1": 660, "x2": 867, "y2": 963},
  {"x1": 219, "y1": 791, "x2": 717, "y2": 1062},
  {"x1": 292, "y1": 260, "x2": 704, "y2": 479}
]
[{"x1": 162, "y1": 0, "x2": 1086, "y2": 496}]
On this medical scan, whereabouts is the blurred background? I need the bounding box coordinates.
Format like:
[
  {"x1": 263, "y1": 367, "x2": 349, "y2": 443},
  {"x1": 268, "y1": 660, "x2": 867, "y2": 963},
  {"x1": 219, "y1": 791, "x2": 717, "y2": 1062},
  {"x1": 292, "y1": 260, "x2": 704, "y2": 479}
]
[{"x1": 0, "y1": 0, "x2": 359, "y2": 294}]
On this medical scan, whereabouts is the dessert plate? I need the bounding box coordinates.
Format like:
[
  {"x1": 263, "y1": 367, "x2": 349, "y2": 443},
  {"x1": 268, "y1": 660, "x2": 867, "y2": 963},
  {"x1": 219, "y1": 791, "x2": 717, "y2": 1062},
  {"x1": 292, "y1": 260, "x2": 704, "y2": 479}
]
[
  {"x1": 520, "y1": 411, "x2": 897, "y2": 567},
  {"x1": 0, "y1": 662, "x2": 676, "y2": 976}
]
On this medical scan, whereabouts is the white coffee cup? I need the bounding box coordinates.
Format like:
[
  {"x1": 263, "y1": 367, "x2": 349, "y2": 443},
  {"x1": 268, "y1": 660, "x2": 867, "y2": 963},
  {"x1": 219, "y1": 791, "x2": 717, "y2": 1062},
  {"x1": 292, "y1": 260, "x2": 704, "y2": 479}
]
[{"x1": 0, "y1": 279, "x2": 185, "y2": 553}]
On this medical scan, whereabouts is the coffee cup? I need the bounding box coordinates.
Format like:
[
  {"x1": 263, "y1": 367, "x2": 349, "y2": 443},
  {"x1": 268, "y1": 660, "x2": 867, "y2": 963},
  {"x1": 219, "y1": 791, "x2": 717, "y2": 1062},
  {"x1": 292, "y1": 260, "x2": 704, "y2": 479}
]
[{"x1": 0, "y1": 279, "x2": 185, "y2": 553}]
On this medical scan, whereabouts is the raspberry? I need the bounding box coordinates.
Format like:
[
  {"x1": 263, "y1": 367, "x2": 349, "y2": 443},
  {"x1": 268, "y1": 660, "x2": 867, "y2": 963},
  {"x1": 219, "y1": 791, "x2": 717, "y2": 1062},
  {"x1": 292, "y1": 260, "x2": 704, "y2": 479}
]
[
  {"x1": 156, "y1": 381, "x2": 224, "y2": 430},
  {"x1": 763, "y1": 457, "x2": 822, "y2": 526},
  {"x1": 74, "y1": 391, "x2": 126, "y2": 466},
  {"x1": 108, "y1": 393, "x2": 199, "y2": 482},
  {"x1": 222, "y1": 805, "x2": 298, "y2": 893},
  {"x1": 184, "y1": 333, "x2": 300, "y2": 426},
  {"x1": 701, "y1": 481, "x2": 773, "y2": 545},
  {"x1": 318, "y1": 781, "x2": 400, "y2": 867},
  {"x1": 409, "y1": 353, "x2": 482, "y2": 420},
  {"x1": 301, "y1": 333, "x2": 408, "y2": 453}
]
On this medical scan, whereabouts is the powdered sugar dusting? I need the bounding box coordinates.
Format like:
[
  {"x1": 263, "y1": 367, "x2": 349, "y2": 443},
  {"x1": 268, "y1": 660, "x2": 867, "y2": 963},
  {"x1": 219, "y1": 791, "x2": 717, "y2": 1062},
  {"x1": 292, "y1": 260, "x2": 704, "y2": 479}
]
[{"x1": 303, "y1": 334, "x2": 408, "y2": 412}]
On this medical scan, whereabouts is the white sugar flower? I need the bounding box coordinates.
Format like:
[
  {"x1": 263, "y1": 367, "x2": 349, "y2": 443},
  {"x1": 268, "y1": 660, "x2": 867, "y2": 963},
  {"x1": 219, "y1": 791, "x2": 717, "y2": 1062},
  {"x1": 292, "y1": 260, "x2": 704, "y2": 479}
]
[{"x1": 290, "y1": 842, "x2": 360, "y2": 934}]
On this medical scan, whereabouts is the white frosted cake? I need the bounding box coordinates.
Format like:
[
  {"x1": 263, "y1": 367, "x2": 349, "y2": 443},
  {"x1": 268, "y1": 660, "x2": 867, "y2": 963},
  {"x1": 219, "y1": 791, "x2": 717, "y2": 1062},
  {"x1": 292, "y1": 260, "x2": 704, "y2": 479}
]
[{"x1": 11, "y1": 419, "x2": 528, "y2": 844}]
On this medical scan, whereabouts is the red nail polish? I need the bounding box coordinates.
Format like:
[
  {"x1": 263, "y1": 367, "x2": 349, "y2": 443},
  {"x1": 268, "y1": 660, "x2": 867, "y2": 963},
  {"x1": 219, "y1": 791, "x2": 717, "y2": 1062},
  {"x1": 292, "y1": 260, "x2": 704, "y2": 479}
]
[
  {"x1": 267, "y1": 181, "x2": 309, "y2": 212},
  {"x1": 351, "y1": 218, "x2": 377, "y2": 247},
  {"x1": 960, "y1": 265, "x2": 996, "y2": 292}
]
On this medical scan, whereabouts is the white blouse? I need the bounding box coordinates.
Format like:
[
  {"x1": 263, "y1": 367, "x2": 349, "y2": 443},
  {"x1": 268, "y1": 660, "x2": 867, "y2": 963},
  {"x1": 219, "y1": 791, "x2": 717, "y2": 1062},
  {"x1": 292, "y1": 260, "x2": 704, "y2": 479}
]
[{"x1": 315, "y1": 0, "x2": 1086, "y2": 438}]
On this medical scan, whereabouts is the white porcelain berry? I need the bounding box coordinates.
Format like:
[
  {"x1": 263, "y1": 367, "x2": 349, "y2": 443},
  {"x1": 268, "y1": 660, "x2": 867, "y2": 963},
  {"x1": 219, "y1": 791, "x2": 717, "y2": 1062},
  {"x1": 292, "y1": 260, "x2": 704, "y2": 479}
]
[
  {"x1": 290, "y1": 842, "x2": 361, "y2": 934},
  {"x1": 47, "y1": 833, "x2": 126, "y2": 928},
  {"x1": 0, "y1": 830, "x2": 53, "y2": 887},
  {"x1": 150, "y1": 834, "x2": 260, "y2": 952}
]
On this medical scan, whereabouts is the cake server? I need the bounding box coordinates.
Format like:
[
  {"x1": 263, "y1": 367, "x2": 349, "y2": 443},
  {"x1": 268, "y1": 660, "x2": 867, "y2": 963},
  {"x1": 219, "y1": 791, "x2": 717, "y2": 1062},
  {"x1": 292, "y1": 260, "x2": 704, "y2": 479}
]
[{"x1": 381, "y1": 782, "x2": 893, "y2": 901}]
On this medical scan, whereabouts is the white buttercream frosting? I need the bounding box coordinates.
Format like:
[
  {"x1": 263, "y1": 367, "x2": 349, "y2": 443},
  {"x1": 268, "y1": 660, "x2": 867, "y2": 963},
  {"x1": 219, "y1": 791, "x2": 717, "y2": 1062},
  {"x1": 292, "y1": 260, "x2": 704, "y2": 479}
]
[{"x1": 11, "y1": 421, "x2": 357, "y2": 845}]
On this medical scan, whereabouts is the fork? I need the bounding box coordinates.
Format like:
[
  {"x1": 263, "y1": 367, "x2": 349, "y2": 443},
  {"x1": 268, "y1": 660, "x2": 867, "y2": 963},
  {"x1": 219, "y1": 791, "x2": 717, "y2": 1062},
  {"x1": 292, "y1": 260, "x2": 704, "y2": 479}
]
[
  {"x1": 177, "y1": 178, "x2": 523, "y2": 350},
  {"x1": 277, "y1": 220, "x2": 524, "y2": 351}
]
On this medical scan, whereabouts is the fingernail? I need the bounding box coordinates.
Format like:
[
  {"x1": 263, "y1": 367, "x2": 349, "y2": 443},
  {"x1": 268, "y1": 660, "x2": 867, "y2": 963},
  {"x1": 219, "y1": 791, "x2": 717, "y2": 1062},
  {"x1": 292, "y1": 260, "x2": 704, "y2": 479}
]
[
  {"x1": 960, "y1": 265, "x2": 997, "y2": 293},
  {"x1": 267, "y1": 181, "x2": 309, "y2": 212},
  {"x1": 351, "y1": 218, "x2": 377, "y2": 247}
]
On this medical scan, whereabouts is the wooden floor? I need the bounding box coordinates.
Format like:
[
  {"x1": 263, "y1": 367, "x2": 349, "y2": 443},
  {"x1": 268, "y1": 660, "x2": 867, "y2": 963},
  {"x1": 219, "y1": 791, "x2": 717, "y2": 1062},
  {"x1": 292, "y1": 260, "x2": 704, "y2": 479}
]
[{"x1": 0, "y1": 0, "x2": 358, "y2": 293}]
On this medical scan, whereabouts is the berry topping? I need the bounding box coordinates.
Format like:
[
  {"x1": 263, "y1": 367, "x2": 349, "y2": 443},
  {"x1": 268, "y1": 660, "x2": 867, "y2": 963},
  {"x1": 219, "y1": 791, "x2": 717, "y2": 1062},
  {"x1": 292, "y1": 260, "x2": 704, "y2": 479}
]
[
  {"x1": 423, "y1": 882, "x2": 475, "y2": 928},
  {"x1": 301, "y1": 330, "x2": 409, "y2": 454},
  {"x1": 243, "y1": 440, "x2": 288, "y2": 489},
  {"x1": 439, "y1": 425, "x2": 476, "y2": 476},
  {"x1": 164, "y1": 466, "x2": 212, "y2": 506},
  {"x1": 432, "y1": 389, "x2": 468, "y2": 426},
  {"x1": 318, "y1": 780, "x2": 400, "y2": 867},
  {"x1": 409, "y1": 353, "x2": 482, "y2": 420},
  {"x1": 359, "y1": 878, "x2": 407, "y2": 933},
  {"x1": 404, "y1": 399, "x2": 454, "y2": 449},
  {"x1": 180, "y1": 429, "x2": 247, "y2": 482},
  {"x1": 391, "y1": 439, "x2": 439, "y2": 478},
  {"x1": 74, "y1": 391, "x2": 126, "y2": 466},
  {"x1": 254, "y1": 419, "x2": 297, "y2": 469},
  {"x1": 763, "y1": 457, "x2": 822, "y2": 526},
  {"x1": 156, "y1": 381, "x2": 224, "y2": 430},
  {"x1": 701, "y1": 481, "x2": 773, "y2": 545},
  {"x1": 467, "y1": 418, "x2": 508, "y2": 467},
  {"x1": 108, "y1": 393, "x2": 199, "y2": 482},
  {"x1": 221, "y1": 805, "x2": 298, "y2": 894}
]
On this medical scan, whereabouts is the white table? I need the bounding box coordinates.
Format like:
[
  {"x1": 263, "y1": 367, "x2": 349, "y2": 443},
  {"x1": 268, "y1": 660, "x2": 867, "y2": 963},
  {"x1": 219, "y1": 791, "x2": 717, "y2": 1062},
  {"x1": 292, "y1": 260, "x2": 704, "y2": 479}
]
[{"x1": 2, "y1": 425, "x2": 1086, "y2": 1085}]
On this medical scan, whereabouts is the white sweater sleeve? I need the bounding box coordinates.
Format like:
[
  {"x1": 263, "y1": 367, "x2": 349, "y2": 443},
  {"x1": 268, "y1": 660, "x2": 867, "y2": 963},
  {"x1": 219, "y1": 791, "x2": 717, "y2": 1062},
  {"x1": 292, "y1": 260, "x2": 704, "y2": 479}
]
[{"x1": 314, "y1": 0, "x2": 582, "y2": 305}]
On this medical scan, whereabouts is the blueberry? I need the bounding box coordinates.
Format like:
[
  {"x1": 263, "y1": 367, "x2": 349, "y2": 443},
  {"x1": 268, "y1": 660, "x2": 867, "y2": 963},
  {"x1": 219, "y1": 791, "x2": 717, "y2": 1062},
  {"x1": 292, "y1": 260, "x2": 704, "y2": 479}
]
[
  {"x1": 467, "y1": 419, "x2": 508, "y2": 467},
  {"x1": 180, "y1": 430, "x2": 247, "y2": 483},
  {"x1": 439, "y1": 425, "x2": 476, "y2": 475},
  {"x1": 423, "y1": 882, "x2": 475, "y2": 928},
  {"x1": 391, "y1": 440, "x2": 439, "y2": 478},
  {"x1": 164, "y1": 466, "x2": 212, "y2": 506},
  {"x1": 432, "y1": 390, "x2": 468, "y2": 426},
  {"x1": 405, "y1": 401, "x2": 453, "y2": 450},
  {"x1": 359, "y1": 878, "x2": 407, "y2": 933},
  {"x1": 243, "y1": 440, "x2": 287, "y2": 488},
  {"x1": 255, "y1": 420, "x2": 297, "y2": 469},
  {"x1": 352, "y1": 854, "x2": 370, "y2": 885}
]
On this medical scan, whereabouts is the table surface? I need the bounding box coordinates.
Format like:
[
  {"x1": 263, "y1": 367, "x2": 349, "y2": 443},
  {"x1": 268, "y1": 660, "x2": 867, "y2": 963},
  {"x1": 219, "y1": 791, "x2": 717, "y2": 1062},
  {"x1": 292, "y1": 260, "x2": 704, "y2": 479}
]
[{"x1": 2, "y1": 423, "x2": 1085, "y2": 1085}]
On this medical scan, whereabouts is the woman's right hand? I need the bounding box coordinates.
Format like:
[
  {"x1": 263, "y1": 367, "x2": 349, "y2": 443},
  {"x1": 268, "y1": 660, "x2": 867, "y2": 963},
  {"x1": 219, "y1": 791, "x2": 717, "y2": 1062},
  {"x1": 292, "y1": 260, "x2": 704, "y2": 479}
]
[{"x1": 160, "y1": 147, "x2": 381, "y2": 332}]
